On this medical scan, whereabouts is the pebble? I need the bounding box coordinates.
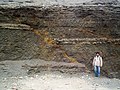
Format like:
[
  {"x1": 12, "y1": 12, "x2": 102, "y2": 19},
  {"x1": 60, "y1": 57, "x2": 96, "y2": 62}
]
[
  {"x1": 117, "y1": 87, "x2": 120, "y2": 89},
  {"x1": 11, "y1": 77, "x2": 17, "y2": 79},
  {"x1": 81, "y1": 76, "x2": 84, "y2": 79},
  {"x1": 19, "y1": 77, "x2": 23, "y2": 79},
  {"x1": 65, "y1": 83, "x2": 69, "y2": 85},
  {"x1": 3, "y1": 78, "x2": 7, "y2": 80},
  {"x1": 12, "y1": 83, "x2": 18, "y2": 86},
  {"x1": 88, "y1": 77, "x2": 91, "y2": 80},
  {"x1": 2, "y1": 78, "x2": 7, "y2": 82},
  {"x1": 30, "y1": 77, "x2": 34, "y2": 80},
  {"x1": 35, "y1": 75, "x2": 38, "y2": 77},
  {"x1": 95, "y1": 84, "x2": 99, "y2": 86},
  {"x1": 11, "y1": 87, "x2": 18, "y2": 90},
  {"x1": 4, "y1": 85, "x2": 7, "y2": 88}
]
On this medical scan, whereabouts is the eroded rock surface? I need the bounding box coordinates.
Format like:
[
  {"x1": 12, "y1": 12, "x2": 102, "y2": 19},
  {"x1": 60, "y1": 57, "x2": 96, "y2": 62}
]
[{"x1": 0, "y1": 5, "x2": 120, "y2": 78}]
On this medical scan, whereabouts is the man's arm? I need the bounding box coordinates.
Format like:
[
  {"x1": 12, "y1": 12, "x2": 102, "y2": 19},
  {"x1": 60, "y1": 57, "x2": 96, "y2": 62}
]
[{"x1": 100, "y1": 57, "x2": 103, "y2": 67}]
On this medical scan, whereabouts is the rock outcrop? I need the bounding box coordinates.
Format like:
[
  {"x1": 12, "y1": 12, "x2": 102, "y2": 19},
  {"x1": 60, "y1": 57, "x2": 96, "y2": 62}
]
[{"x1": 0, "y1": 5, "x2": 120, "y2": 78}]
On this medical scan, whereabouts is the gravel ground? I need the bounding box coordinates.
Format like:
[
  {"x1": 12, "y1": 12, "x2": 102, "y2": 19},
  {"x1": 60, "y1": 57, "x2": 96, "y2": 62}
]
[
  {"x1": 1, "y1": 0, "x2": 119, "y2": 8},
  {"x1": 0, "y1": 0, "x2": 90, "y2": 7},
  {"x1": 0, "y1": 60, "x2": 120, "y2": 90}
]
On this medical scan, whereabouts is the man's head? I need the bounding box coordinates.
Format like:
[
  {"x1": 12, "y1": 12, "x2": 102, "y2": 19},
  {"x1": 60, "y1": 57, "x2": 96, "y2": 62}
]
[{"x1": 96, "y1": 52, "x2": 100, "y2": 56}]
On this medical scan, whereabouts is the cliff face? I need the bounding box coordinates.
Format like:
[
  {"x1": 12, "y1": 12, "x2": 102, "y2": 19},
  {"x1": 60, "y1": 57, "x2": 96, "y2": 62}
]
[{"x1": 0, "y1": 5, "x2": 120, "y2": 78}]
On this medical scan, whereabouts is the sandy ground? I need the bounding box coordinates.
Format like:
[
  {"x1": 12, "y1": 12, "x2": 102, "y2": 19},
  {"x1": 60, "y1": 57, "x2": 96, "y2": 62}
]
[{"x1": 0, "y1": 60, "x2": 120, "y2": 90}]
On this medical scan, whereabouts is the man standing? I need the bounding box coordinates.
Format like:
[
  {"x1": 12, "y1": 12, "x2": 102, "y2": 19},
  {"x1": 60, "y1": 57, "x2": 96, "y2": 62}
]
[{"x1": 93, "y1": 52, "x2": 103, "y2": 77}]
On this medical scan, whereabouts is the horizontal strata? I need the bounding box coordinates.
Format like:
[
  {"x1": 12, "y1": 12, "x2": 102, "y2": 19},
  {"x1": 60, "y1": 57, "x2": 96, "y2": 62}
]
[{"x1": 0, "y1": 5, "x2": 120, "y2": 78}]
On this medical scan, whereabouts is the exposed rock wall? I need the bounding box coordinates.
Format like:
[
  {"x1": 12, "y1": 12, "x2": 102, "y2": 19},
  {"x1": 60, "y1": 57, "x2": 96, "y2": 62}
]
[
  {"x1": 0, "y1": 6, "x2": 120, "y2": 78},
  {"x1": 0, "y1": 29, "x2": 39, "y2": 60}
]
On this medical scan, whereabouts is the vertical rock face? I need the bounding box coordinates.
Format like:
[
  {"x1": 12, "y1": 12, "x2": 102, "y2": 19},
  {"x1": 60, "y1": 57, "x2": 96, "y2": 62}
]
[
  {"x1": 0, "y1": 5, "x2": 120, "y2": 78},
  {"x1": 0, "y1": 29, "x2": 39, "y2": 60}
]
